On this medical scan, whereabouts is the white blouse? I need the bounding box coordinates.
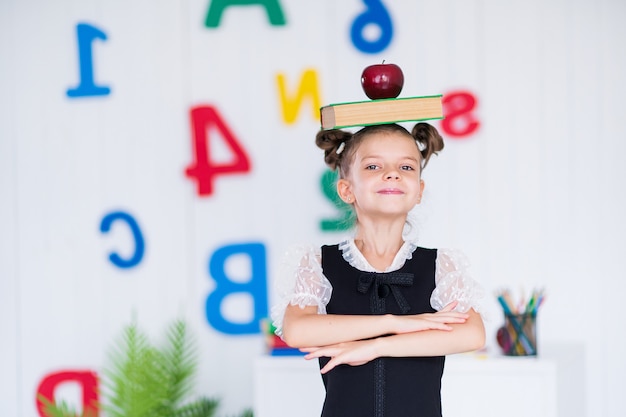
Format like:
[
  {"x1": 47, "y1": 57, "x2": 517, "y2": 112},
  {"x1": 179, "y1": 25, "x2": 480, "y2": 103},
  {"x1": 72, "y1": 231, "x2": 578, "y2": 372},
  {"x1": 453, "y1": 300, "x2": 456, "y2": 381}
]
[{"x1": 271, "y1": 239, "x2": 485, "y2": 338}]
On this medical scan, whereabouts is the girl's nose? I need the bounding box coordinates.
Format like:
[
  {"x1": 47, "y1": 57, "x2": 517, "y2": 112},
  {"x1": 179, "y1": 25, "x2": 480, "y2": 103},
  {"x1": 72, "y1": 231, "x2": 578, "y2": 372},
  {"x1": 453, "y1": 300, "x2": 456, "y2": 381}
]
[{"x1": 385, "y1": 171, "x2": 400, "y2": 180}]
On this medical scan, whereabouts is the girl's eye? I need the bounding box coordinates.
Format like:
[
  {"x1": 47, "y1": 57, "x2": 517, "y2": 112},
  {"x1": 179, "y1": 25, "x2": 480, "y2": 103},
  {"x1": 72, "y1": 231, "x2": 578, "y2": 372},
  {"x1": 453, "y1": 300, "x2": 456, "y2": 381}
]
[
  {"x1": 401, "y1": 165, "x2": 415, "y2": 171},
  {"x1": 365, "y1": 164, "x2": 379, "y2": 170}
]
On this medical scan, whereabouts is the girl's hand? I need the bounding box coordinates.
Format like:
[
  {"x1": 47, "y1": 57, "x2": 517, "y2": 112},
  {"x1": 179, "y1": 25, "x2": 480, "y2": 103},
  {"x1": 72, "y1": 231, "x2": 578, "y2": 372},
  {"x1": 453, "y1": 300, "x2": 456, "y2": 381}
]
[
  {"x1": 392, "y1": 301, "x2": 469, "y2": 334},
  {"x1": 301, "y1": 339, "x2": 380, "y2": 374}
]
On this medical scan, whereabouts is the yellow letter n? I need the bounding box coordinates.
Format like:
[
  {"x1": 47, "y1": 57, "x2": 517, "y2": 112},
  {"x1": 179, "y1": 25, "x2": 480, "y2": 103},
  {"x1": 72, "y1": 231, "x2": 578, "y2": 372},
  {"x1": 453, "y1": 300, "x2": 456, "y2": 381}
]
[{"x1": 276, "y1": 68, "x2": 322, "y2": 125}]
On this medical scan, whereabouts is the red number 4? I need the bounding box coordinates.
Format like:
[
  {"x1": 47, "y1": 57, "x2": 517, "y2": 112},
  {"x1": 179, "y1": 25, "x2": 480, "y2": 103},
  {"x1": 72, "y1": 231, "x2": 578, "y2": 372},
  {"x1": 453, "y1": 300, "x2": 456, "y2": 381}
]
[{"x1": 185, "y1": 106, "x2": 251, "y2": 196}]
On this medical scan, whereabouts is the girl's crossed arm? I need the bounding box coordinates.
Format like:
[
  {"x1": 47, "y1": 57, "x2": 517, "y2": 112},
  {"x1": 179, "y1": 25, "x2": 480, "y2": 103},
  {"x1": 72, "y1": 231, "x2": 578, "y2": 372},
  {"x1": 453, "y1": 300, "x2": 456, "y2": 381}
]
[
  {"x1": 301, "y1": 308, "x2": 485, "y2": 374},
  {"x1": 281, "y1": 301, "x2": 469, "y2": 348}
]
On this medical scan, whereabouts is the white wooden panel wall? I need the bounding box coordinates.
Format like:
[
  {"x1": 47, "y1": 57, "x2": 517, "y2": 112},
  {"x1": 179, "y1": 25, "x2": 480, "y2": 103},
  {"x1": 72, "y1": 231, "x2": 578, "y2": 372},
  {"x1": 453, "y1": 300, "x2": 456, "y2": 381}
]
[{"x1": 1, "y1": 1, "x2": 625, "y2": 416}]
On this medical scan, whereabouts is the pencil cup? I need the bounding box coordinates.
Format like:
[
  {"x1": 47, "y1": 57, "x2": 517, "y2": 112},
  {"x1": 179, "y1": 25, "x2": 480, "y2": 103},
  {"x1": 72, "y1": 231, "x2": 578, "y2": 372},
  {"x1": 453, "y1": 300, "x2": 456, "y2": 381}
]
[{"x1": 496, "y1": 313, "x2": 537, "y2": 356}]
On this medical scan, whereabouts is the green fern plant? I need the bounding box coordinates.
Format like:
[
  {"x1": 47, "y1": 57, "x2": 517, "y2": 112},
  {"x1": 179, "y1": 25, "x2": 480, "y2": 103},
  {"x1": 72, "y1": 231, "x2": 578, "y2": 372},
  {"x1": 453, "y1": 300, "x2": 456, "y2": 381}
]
[
  {"x1": 39, "y1": 397, "x2": 98, "y2": 417},
  {"x1": 41, "y1": 319, "x2": 252, "y2": 417}
]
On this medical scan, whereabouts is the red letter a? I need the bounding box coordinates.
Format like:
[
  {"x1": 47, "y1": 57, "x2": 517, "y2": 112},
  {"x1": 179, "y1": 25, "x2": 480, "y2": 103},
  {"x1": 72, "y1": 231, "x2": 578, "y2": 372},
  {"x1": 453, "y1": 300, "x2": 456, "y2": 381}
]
[{"x1": 36, "y1": 370, "x2": 99, "y2": 417}]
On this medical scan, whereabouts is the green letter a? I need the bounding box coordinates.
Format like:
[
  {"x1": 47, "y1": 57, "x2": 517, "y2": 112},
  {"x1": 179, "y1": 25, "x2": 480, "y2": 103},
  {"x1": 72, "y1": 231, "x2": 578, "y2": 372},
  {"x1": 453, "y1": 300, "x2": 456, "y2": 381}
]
[{"x1": 205, "y1": 0, "x2": 286, "y2": 27}]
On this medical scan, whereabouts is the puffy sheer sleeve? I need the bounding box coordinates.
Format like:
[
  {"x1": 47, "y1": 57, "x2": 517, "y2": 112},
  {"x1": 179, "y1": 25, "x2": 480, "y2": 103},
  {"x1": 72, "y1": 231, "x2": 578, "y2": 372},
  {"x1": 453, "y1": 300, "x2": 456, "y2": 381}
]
[
  {"x1": 430, "y1": 248, "x2": 485, "y2": 314},
  {"x1": 270, "y1": 245, "x2": 333, "y2": 338}
]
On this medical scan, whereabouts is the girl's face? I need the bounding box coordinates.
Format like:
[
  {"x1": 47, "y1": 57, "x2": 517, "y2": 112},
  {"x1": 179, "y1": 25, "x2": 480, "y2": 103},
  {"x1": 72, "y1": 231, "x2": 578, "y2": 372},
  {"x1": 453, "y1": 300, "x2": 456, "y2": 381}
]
[{"x1": 337, "y1": 131, "x2": 425, "y2": 218}]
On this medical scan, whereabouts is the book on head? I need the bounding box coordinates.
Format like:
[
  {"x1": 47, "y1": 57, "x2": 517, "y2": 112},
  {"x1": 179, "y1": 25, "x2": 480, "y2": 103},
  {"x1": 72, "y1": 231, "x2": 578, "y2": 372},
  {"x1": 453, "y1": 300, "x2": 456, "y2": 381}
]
[{"x1": 320, "y1": 94, "x2": 443, "y2": 130}]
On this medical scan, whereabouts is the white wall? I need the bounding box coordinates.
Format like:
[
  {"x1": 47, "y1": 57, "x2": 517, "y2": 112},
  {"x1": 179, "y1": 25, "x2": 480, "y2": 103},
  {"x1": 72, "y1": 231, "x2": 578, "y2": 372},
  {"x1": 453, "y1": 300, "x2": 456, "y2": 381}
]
[{"x1": 1, "y1": 0, "x2": 625, "y2": 416}]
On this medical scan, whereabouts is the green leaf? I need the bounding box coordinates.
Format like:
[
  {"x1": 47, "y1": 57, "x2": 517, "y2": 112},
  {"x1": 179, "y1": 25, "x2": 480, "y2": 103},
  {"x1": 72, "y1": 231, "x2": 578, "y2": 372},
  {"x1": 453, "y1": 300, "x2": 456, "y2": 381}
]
[
  {"x1": 174, "y1": 397, "x2": 220, "y2": 417},
  {"x1": 100, "y1": 322, "x2": 164, "y2": 417},
  {"x1": 236, "y1": 409, "x2": 254, "y2": 417},
  {"x1": 38, "y1": 395, "x2": 98, "y2": 417},
  {"x1": 98, "y1": 318, "x2": 252, "y2": 417},
  {"x1": 161, "y1": 319, "x2": 198, "y2": 407}
]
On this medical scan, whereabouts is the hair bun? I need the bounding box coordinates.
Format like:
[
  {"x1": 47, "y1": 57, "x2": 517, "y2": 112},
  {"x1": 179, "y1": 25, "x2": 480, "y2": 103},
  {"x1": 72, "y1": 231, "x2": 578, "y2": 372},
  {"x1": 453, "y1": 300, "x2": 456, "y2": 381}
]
[
  {"x1": 411, "y1": 122, "x2": 444, "y2": 168},
  {"x1": 316, "y1": 129, "x2": 353, "y2": 170}
]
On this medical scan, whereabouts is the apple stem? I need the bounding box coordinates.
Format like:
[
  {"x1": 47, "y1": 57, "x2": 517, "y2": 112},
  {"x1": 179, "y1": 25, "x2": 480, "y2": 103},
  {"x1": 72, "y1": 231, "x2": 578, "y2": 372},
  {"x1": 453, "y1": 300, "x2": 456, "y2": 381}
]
[{"x1": 382, "y1": 59, "x2": 386, "y2": 64}]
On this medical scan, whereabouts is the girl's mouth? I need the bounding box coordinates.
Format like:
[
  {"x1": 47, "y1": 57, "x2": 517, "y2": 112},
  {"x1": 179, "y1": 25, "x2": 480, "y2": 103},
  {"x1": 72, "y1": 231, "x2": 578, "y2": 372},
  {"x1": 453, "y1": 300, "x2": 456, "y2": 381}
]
[{"x1": 377, "y1": 188, "x2": 404, "y2": 195}]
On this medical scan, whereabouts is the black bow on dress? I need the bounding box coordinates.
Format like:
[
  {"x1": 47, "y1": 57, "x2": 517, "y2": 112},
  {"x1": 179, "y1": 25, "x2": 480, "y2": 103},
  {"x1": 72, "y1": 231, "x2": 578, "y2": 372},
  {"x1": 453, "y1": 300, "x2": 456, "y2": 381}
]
[{"x1": 357, "y1": 272, "x2": 414, "y2": 314}]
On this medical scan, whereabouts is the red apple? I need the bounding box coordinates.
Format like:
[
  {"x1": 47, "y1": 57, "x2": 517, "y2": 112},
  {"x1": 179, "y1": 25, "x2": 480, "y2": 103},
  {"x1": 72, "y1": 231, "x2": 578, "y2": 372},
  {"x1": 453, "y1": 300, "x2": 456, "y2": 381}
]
[{"x1": 361, "y1": 62, "x2": 404, "y2": 100}]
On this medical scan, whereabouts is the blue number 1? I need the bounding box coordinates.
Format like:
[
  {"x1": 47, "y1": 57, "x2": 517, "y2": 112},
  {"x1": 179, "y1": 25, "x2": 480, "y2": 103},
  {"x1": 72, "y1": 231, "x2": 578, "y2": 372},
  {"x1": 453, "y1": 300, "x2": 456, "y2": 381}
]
[{"x1": 66, "y1": 23, "x2": 111, "y2": 98}]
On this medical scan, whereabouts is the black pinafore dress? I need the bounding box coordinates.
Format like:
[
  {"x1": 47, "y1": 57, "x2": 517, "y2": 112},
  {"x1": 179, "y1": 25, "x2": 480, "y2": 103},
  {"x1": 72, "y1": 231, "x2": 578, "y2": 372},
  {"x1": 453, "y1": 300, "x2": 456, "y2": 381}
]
[{"x1": 319, "y1": 244, "x2": 445, "y2": 417}]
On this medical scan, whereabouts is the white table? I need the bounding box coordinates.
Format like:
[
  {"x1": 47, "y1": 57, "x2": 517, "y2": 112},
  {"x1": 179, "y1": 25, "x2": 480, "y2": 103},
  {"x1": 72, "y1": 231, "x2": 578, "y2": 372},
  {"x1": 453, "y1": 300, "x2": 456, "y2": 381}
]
[{"x1": 253, "y1": 343, "x2": 585, "y2": 417}]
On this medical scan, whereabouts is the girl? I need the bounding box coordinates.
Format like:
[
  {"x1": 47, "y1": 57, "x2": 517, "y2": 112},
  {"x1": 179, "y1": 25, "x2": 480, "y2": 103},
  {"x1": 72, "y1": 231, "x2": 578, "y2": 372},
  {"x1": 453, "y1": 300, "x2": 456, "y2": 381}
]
[{"x1": 271, "y1": 122, "x2": 485, "y2": 417}]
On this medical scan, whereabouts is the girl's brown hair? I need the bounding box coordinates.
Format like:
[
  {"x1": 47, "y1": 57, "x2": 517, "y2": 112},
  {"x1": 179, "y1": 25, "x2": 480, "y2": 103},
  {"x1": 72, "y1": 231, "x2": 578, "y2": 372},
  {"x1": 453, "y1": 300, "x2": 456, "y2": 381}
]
[{"x1": 315, "y1": 123, "x2": 444, "y2": 179}]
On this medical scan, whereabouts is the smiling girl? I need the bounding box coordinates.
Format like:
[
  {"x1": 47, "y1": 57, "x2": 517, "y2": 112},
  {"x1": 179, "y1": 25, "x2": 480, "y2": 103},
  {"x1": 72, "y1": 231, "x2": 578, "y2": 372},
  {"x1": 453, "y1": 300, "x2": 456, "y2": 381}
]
[{"x1": 271, "y1": 122, "x2": 485, "y2": 417}]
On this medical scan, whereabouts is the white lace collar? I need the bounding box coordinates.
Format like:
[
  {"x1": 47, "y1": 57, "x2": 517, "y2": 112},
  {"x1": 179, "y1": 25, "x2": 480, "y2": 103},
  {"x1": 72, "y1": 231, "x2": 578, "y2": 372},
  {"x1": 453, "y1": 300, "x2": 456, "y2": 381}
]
[{"x1": 337, "y1": 239, "x2": 418, "y2": 273}]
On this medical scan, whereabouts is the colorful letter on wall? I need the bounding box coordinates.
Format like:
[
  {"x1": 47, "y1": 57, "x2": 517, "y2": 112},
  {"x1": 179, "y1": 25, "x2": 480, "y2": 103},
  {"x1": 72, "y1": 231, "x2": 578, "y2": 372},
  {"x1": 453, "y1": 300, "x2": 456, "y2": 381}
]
[
  {"x1": 276, "y1": 68, "x2": 322, "y2": 124},
  {"x1": 36, "y1": 370, "x2": 99, "y2": 417},
  {"x1": 185, "y1": 105, "x2": 251, "y2": 197},
  {"x1": 66, "y1": 23, "x2": 111, "y2": 98},
  {"x1": 205, "y1": 0, "x2": 286, "y2": 27},
  {"x1": 440, "y1": 91, "x2": 480, "y2": 138},
  {"x1": 319, "y1": 169, "x2": 353, "y2": 232},
  {"x1": 206, "y1": 242, "x2": 268, "y2": 335},
  {"x1": 100, "y1": 210, "x2": 145, "y2": 268},
  {"x1": 350, "y1": 0, "x2": 394, "y2": 54}
]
